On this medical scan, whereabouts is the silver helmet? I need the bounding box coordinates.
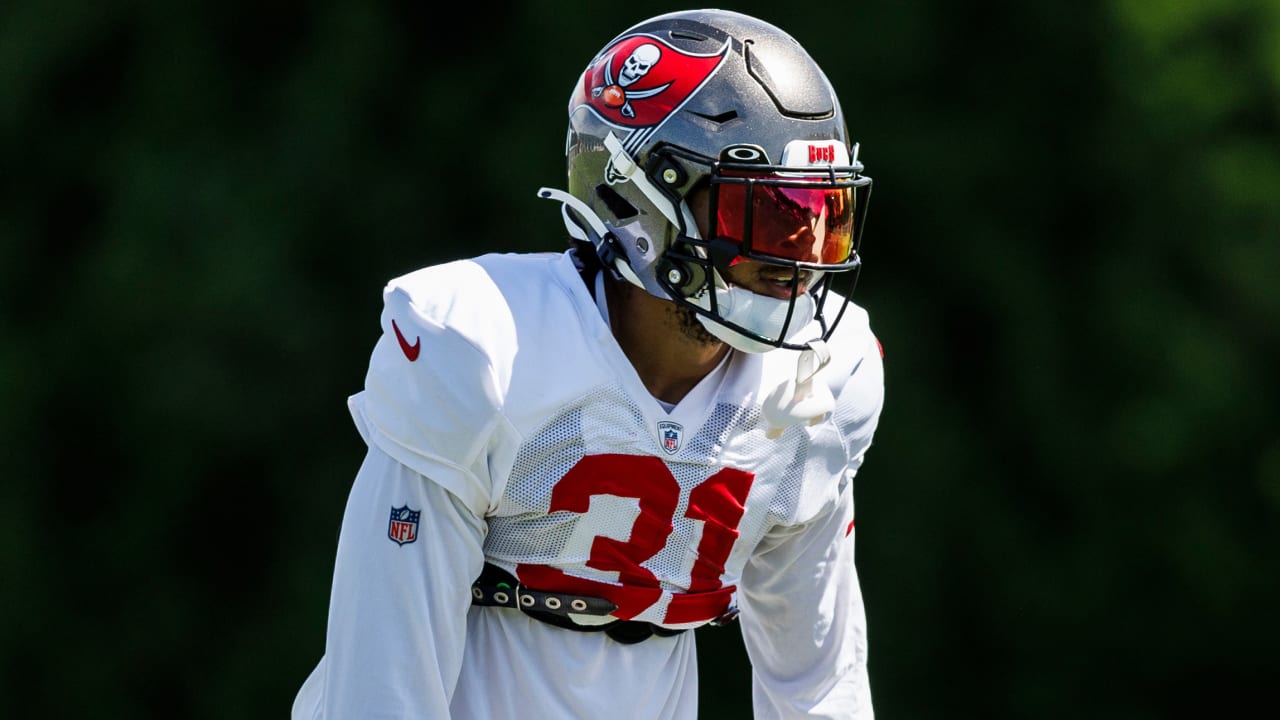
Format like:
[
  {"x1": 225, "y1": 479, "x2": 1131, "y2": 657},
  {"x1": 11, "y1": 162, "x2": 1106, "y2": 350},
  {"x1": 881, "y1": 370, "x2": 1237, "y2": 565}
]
[{"x1": 540, "y1": 8, "x2": 872, "y2": 353}]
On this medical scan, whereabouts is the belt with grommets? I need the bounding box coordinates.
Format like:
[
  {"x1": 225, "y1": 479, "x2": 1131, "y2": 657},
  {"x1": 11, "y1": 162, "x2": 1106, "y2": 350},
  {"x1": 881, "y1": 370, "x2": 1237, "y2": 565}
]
[{"x1": 469, "y1": 562, "x2": 689, "y2": 644}]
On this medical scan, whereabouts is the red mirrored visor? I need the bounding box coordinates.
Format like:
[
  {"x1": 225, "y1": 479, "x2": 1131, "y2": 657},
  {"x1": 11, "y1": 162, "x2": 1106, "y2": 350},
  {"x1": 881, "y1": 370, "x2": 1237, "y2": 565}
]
[{"x1": 712, "y1": 174, "x2": 856, "y2": 265}]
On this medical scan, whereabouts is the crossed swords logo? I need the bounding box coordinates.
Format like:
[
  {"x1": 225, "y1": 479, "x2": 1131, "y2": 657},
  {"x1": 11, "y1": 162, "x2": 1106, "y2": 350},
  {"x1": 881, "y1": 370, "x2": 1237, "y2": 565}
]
[{"x1": 591, "y1": 43, "x2": 673, "y2": 118}]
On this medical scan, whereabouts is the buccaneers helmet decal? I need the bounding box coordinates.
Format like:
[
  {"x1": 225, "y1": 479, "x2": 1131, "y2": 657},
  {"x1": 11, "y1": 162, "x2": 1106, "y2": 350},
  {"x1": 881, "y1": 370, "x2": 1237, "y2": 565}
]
[{"x1": 570, "y1": 33, "x2": 728, "y2": 136}]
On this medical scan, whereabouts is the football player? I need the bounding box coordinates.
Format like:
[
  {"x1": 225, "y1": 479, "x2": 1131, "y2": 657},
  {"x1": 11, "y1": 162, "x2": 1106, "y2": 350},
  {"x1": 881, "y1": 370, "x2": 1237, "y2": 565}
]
[{"x1": 293, "y1": 8, "x2": 885, "y2": 719}]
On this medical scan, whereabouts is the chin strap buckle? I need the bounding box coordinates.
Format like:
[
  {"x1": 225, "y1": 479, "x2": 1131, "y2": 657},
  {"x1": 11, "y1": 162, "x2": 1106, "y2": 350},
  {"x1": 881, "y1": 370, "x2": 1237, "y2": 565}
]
[{"x1": 762, "y1": 340, "x2": 835, "y2": 439}]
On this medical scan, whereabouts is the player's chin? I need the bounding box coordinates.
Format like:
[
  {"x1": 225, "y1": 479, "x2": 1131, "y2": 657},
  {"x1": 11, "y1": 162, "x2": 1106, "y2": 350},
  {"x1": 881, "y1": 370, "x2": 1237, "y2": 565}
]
[{"x1": 676, "y1": 305, "x2": 721, "y2": 346}]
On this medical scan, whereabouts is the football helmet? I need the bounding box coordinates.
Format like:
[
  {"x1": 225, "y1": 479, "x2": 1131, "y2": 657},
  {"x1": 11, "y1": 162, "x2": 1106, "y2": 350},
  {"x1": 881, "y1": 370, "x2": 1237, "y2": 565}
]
[{"x1": 540, "y1": 8, "x2": 872, "y2": 353}]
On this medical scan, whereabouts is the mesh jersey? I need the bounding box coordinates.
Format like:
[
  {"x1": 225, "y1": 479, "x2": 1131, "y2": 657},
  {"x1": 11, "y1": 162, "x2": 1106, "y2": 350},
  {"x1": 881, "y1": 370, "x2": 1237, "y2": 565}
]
[{"x1": 354, "y1": 249, "x2": 884, "y2": 630}]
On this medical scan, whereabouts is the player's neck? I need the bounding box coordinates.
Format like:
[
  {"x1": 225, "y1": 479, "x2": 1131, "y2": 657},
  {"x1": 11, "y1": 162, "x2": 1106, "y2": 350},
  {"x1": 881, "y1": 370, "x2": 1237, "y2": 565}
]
[{"x1": 604, "y1": 276, "x2": 730, "y2": 406}]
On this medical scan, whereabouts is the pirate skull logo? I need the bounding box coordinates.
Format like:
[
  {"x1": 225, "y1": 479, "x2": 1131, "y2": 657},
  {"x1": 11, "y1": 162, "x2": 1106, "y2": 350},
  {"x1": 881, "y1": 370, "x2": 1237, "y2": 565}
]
[{"x1": 592, "y1": 43, "x2": 671, "y2": 118}]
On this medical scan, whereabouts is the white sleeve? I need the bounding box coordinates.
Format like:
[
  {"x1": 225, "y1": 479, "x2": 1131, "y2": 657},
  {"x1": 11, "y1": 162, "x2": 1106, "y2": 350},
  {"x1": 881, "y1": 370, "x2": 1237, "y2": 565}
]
[
  {"x1": 292, "y1": 443, "x2": 487, "y2": 719},
  {"x1": 738, "y1": 479, "x2": 874, "y2": 720}
]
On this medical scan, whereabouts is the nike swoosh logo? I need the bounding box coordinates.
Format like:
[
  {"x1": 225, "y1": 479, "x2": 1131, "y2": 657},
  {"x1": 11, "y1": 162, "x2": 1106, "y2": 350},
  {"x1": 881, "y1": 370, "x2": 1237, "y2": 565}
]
[{"x1": 392, "y1": 319, "x2": 421, "y2": 361}]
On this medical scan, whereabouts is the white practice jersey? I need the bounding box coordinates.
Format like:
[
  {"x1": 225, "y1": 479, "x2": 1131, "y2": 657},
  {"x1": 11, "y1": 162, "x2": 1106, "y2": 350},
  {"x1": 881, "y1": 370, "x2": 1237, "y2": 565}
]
[{"x1": 293, "y1": 249, "x2": 885, "y2": 719}]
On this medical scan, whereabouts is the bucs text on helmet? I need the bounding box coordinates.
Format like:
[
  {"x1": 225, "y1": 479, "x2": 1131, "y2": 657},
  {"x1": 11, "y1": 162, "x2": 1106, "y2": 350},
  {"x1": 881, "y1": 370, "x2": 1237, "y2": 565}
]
[{"x1": 539, "y1": 8, "x2": 872, "y2": 354}]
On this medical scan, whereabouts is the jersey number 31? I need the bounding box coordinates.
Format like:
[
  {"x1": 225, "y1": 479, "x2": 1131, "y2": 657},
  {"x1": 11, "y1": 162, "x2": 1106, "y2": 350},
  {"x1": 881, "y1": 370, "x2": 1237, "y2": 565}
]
[{"x1": 517, "y1": 453, "x2": 754, "y2": 624}]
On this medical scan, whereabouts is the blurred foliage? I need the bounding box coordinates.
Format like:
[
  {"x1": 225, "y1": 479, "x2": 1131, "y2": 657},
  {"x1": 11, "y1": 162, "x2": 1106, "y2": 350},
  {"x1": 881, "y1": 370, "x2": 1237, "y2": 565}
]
[{"x1": 2, "y1": 1, "x2": 1276, "y2": 718}]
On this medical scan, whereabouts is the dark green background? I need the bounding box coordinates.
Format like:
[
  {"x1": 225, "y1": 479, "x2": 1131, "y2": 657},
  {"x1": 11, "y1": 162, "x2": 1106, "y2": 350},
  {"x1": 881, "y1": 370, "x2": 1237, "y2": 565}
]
[{"x1": 4, "y1": 1, "x2": 1277, "y2": 717}]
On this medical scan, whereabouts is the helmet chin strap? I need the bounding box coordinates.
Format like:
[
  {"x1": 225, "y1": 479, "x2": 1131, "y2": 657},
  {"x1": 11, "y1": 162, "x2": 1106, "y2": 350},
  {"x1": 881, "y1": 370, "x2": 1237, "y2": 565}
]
[
  {"x1": 602, "y1": 133, "x2": 688, "y2": 228},
  {"x1": 537, "y1": 187, "x2": 645, "y2": 289},
  {"x1": 761, "y1": 340, "x2": 835, "y2": 439}
]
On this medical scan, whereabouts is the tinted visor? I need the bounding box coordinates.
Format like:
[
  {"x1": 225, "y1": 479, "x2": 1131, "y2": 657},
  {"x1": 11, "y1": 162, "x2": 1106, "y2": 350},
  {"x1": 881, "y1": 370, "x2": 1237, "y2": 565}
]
[{"x1": 712, "y1": 173, "x2": 857, "y2": 265}]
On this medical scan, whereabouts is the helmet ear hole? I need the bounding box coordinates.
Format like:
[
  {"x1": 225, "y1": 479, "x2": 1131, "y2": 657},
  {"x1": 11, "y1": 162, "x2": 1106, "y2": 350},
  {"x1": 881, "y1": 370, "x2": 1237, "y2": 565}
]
[{"x1": 595, "y1": 184, "x2": 639, "y2": 219}]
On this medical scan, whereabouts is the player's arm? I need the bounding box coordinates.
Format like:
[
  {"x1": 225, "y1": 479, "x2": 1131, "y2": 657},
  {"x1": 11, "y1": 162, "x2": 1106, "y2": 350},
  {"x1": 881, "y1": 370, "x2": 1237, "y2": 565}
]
[
  {"x1": 301, "y1": 444, "x2": 487, "y2": 718},
  {"x1": 296, "y1": 274, "x2": 510, "y2": 718},
  {"x1": 738, "y1": 479, "x2": 873, "y2": 720},
  {"x1": 739, "y1": 323, "x2": 885, "y2": 719}
]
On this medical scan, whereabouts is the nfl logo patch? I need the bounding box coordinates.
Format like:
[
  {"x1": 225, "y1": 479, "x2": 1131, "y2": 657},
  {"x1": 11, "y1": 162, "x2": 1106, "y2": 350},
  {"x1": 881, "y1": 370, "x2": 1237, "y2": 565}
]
[
  {"x1": 657, "y1": 420, "x2": 683, "y2": 455},
  {"x1": 388, "y1": 505, "x2": 420, "y2": 546}
]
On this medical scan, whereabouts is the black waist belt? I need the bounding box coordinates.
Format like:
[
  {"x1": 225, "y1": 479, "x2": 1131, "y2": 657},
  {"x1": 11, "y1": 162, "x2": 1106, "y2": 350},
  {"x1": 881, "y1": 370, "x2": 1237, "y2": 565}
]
[{"x1": 469, "y1": 562, "x2": 687, "y2": 645}]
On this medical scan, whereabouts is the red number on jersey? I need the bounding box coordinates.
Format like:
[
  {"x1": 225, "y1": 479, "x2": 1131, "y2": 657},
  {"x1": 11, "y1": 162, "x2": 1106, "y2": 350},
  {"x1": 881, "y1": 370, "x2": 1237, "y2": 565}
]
[{"x1": 517, "y1": 453, "x2": 754, "y2": 623}]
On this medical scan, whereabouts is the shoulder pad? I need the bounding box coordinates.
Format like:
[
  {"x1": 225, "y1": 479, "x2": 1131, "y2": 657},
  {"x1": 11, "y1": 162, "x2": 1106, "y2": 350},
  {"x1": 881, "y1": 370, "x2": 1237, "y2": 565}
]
[{"x1": 359, "y1": 259, "x2": 514, "y2": 513}]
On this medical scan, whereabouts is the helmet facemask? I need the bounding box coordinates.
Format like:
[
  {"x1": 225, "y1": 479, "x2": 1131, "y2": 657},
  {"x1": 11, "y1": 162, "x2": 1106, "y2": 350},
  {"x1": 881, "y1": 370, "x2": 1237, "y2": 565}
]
[{"x1": 654, "y1": 143, "x2": 872, "y2": 353}]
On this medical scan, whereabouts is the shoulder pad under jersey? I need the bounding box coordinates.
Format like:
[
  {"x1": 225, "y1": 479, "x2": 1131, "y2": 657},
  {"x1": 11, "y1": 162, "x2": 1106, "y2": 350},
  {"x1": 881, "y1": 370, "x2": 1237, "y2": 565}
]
[
  {"x1": 355, "y1": 251, "x2": 605, "y2": 514},
  {"x1": 357, "y1": 257, "x2": 512, "y2": 514}
]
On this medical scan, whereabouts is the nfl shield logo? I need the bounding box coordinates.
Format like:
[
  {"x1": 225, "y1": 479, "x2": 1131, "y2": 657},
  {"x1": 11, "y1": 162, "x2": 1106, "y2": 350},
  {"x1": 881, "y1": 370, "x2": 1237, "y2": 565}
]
[
  {"x1": 388, "y1": 505, "x2": 420, "y2": 546},
  {"x1": 657, "y1": 420, "x2": 683, "y2": 455}
]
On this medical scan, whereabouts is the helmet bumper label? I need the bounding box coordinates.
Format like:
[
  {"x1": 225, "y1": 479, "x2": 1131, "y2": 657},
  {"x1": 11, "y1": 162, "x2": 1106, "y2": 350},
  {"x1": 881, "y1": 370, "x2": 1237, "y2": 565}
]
[{"x1": 779, "y1": 139, "x2": 851, "y2": 168}]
